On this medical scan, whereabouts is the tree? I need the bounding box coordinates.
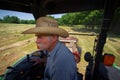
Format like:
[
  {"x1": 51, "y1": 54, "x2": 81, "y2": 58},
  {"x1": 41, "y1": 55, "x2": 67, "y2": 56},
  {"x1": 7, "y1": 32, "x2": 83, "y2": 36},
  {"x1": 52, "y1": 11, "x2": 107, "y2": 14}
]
[
  {"x1": 11, "y1": 16, "x2": 20, "y2": 23},
  {"x1": 0, "y1": 18, "x2": 2, "y2": 22},
  {"x1": 47, "y1": 15, "x2": 55, "y2": 19},
  {"x1": 28, "y1": 20, "x2": 35, "y2": 24},
  {"x1": 2, "y1": 15, "x2": 20, "y2": 23},
  {"x1": 20, "y1": 20, "x2": 35, "y2": 24},
  {"x1": 57, "y1": 10, "x2": 103, "y2": 30},
  {"x1": 1, "y1": 15, "x2": 35, "y2": 24},
  {"x1": 82, "y1": 10, "x2": 103, "y2": 29},
  {"x1": 110, "y1": 7, "x2": 120, "y2": 34},
  {"x1": 59, "y1": 13, "x2": 80, "y2": 26},
  {"x1": 58, "y1": 11, "x2": 90, "y2": 26},
  {"x1": 58, "y1": 14, "x2": 68, "y2": 25},
  {"x1": 3, "y1": 15, "x2": 11, "y2": 23}
]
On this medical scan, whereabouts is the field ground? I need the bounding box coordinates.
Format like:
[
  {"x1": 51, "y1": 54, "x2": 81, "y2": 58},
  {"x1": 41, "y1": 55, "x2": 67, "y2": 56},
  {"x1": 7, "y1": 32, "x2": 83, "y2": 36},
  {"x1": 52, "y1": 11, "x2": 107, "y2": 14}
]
[{"x1": 0, "y1": 23, "x2": 120, "y2": 77}]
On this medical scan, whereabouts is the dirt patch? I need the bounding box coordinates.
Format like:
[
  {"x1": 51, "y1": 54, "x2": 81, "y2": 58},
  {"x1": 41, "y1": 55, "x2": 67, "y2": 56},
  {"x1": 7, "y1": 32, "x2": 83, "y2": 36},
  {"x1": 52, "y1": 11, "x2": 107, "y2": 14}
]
[
  {"x1": 0, "y1": 38, "x2": 35, "y2": 75},
  {"x1": 0, "y1": 38, "x2": 35, "y2": 52}
]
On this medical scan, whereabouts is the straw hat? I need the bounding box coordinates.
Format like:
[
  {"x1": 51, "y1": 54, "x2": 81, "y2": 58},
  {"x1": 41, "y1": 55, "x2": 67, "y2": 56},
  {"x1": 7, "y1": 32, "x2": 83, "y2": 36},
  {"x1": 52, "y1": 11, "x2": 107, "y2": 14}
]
[{"x1": 22, "y1": 17, "x2": 69, "y2": 38}]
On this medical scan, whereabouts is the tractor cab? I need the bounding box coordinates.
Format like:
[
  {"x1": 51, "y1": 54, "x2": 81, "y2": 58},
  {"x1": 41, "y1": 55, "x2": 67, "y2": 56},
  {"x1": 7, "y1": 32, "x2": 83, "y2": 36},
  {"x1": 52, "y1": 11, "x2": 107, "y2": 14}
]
[{"x1": 0, "y1": 0, "x2": 120, "y2": 80}]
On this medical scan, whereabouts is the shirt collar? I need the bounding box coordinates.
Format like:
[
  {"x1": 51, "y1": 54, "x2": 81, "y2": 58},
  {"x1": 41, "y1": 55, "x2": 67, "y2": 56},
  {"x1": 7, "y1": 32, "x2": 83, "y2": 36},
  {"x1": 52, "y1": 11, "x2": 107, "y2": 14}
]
[{"x1": 47, "y1": 41, "x2": 61, "y2": 58}]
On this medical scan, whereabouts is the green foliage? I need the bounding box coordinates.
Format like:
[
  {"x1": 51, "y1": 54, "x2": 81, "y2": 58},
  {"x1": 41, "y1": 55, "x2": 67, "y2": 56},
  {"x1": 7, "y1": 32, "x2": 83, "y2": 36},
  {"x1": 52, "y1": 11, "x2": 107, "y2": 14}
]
[
  {"x1": 1, "y1": 9, "x2": 120, "y2": 34},
  {"x1": 47, "y1": 15, "x2": 55, "y2": 19},
  {"x1": 20, "y1": 20, "x2": 28, "y2": 24},
  {"x1": 58, "y1": 10, "x2": 103, "y2": 29},
  {"x1": 58, "y1": 9, "x2": 120, "y2": 33},
  {"x1": 58, "y1": 13, "x2": 80, "y2": 26},
  {"x1": 20, "y1": 20, "x2": 35, "y2": 24},
  {"x1": 83, "y1": 10, "x2": 103, "y2": 29},
  {"x1": 110, "y1": 7, "x2": 120, "y2": 34},
  {"x1": 1, "y1": 15, "x2": 35, "y2": 24},
  {"x1": 28, "y1": 20, "x2": 35, "y2": 24},
  {"x1": 2, "y1": 15, "x2": 20, "y2": 23}
]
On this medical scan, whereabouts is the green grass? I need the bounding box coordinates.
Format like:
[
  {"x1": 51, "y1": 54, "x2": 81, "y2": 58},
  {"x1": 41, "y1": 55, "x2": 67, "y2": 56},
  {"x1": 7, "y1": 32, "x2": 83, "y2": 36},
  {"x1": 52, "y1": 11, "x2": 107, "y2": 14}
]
[{"x1": 0, "y1": 23, "x2": 120, "y2": 75}]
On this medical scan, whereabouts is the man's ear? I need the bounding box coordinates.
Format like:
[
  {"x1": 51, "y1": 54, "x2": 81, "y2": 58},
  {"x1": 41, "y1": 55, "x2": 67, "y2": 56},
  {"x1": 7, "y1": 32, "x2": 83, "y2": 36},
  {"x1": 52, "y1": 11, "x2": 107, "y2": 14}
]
[{"x1": 52, "y1": 36, "x2": 58, "y2": 42}]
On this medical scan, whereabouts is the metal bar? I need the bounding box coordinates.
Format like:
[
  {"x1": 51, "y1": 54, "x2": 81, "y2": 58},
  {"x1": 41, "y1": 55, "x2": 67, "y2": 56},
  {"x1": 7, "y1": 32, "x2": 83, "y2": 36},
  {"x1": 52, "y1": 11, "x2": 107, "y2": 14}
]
[
  {"x1": 31, "y1": 0, "x2": 46, "y2": 20},
  {"x1": 92, "y1": 0, "x2": 116, "y2": 79}
]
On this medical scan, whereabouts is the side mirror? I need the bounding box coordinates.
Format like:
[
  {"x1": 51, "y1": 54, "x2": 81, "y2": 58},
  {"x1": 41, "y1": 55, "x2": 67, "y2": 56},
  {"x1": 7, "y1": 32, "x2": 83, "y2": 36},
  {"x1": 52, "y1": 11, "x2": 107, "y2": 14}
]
[{"x1": 84, "y1": 52, "x2": 93, "y2": 62}]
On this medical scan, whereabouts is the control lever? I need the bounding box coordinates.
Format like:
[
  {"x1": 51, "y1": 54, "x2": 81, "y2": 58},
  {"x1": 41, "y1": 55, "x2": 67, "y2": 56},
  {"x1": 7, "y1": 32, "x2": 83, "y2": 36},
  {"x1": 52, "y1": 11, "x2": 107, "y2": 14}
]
[
  {"x1": 39, "y1": 50, "x2": 44, "y2": 58},
  {"x1": 27, "y1": 54, "x2": 30, "y2": 62},
  {"x1": 7, "y1": 66, "x2": 15, "y2": 70}
]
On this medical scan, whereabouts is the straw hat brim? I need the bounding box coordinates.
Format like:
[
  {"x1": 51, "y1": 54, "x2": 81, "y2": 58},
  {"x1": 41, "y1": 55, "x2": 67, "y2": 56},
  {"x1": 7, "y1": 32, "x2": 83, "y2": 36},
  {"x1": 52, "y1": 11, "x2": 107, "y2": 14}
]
[{"x1": 22, "y1": 27, "x2": 69, "y2": 38}]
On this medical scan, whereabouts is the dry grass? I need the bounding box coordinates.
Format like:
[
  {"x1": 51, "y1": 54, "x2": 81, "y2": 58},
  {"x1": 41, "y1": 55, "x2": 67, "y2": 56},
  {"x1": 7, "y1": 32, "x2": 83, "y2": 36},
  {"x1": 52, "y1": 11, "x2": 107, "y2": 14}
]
[
  {"x1": 0, "y1": 23, "x2": 36, "y2": 74},
  {"x1": 0, "y1": 23, "x2": 35, "y2": 47}
]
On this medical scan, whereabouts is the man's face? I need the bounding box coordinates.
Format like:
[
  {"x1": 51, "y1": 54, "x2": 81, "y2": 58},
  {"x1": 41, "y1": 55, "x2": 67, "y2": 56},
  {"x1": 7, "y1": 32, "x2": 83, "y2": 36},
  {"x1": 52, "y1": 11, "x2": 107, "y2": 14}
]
[{"x1": 36, "y1": 35, "x2": 52, "y2": 50}]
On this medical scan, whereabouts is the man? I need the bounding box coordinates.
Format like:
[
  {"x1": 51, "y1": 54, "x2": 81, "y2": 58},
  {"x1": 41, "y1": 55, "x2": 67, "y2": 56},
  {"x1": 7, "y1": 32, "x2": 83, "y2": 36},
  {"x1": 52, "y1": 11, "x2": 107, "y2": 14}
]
[{"x1": 22, "y1": 17, "x2": 78, "y2": 80}]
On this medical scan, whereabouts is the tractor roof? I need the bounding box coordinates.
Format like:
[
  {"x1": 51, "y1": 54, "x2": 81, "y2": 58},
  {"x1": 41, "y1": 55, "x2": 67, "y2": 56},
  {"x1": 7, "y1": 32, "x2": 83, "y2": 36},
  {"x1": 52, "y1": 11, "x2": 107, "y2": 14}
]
[{"x1": 0, "y1": 0, "x2": 119, "y2": 15}]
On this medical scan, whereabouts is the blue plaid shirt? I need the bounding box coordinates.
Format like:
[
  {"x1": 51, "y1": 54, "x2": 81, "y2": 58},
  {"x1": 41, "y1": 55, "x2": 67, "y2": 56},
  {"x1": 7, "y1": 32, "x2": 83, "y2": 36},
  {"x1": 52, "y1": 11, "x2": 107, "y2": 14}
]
[{"x1": 44, "y1": 41, "x2": 78, "y2": 80}]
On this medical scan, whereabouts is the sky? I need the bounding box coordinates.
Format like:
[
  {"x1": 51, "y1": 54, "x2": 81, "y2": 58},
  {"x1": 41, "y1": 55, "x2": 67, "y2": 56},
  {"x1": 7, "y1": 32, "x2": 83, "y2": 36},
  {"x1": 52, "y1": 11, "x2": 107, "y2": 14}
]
[{"x1": 0, "y1": 9, "x2": 64, "y2": 20}]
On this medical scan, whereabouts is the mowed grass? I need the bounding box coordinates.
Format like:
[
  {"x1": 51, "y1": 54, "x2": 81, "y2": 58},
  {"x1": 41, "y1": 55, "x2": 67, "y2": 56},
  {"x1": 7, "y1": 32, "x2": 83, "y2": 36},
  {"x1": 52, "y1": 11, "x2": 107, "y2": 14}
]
[
  {"x1": 0, "y1": 23, "x2": 35, "y2": 47},
  {"x1": 0, "y1": 23, "x2": 120, "y2": 76},
  {"x1": 0, "y1": 23, "x2": 37, "y2": 74}
]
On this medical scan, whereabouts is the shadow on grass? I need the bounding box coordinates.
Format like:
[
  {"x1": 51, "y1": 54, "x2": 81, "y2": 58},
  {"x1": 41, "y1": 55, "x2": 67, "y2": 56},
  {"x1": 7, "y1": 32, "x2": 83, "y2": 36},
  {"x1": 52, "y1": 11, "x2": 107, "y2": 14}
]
[
  {"x1": 71, "y1": 25, "x2": 100, "y2": 33},
  {"x1": 71, "y1": 25, "x2": 120, "y2": 38},
  {"x1": 107, "y1": 32, "x2": 120, "y2": 38}
]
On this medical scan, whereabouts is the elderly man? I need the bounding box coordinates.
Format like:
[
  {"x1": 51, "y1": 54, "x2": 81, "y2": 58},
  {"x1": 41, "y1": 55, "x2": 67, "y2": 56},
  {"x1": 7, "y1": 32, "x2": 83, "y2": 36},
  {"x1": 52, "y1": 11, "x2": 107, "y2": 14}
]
[{"x1": 22, "y1": 17, "x2": 78, "y2": 80}]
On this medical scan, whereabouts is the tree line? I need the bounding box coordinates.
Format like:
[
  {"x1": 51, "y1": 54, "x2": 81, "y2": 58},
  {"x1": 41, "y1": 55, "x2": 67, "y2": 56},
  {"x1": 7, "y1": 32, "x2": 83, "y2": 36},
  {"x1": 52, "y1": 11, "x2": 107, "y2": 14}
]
[
  {"x1": 57, "y1": 10, "x2": 103, "y2": 30},
  {"x1": 0, "y1": 9, "x2": 120, "y2": 34},
  {"x1": 57, "y1": 9, "x2": 120, "y2": 34},
  {"x1": 0, "y1": 15, "x2": 35, "y2": 24}
]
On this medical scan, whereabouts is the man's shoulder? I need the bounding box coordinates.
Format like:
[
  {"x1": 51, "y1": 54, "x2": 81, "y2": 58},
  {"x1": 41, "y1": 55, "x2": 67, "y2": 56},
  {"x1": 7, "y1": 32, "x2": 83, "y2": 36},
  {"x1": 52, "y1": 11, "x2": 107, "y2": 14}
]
[
  {"x1": 58, "y1": 42, "x2": 71, "y2": 53},
  {"x1": 53, "y1": 42, "x2": 76, "y2": 68},
  {"x1": 56, "y1": 42, "x2": 74, "y2": 59}
]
